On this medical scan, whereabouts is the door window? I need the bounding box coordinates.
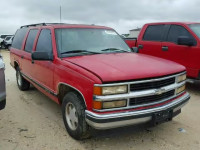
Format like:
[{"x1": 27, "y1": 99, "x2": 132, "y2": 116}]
[
  {"x1": 167, "y1": 25, "x2": 196, "y2": 45},
  {"x1": 143, "y1": 25, "x2": 164, "y2": 41},
  {"x1": 24, "y1": 29, "x2": 38, "y2": 53},
  {"x1": 36, "y1": 29, "x2": 52, "y2": 53}
]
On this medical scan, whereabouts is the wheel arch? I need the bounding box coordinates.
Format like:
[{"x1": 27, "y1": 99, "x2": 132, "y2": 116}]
[{"x1": 57, "y1": 82, "x2": 87, "y2": 108}]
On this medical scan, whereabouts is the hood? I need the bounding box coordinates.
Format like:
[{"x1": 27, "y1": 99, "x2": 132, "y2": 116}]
[{"x1": 64, "y1": 53, "x2": 185, "y2": 83}]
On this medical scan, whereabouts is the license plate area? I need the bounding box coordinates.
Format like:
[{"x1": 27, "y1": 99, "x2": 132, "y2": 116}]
[{"x1": 152, "y1": 110, "x2": 172, "y2": 125}]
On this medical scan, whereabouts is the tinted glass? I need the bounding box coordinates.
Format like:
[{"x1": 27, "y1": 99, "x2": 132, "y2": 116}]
[
  {"x1": 143, "y1": 25, "x2": 164, "y2": 41},
  {"x1": 12, "y1": 28, "x2": 28, "y2": 49},
  {"x1": 55, "y1": 28, "x2": 131, "y2": 57},
  {"x1": 167, "y1": 25, "x2": 195, "y2": 44},
  {"x1": 25, "y1": 29, "x2": 38, "y2": 52},
  {"x1": 36, "y1": 29, "x2": 52, "y2": 53}
]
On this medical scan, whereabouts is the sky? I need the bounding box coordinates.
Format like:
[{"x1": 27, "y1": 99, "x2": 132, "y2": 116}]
[{"x1": 0, "y1": 0, "x2": 200, "y2": 35}]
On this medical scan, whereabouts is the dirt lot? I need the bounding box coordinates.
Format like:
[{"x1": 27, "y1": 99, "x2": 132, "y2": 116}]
[{"x1": 0, "y1": 50, "x2": 200, "y2": 150}]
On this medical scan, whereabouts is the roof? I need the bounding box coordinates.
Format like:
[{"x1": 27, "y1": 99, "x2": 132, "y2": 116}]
[
  {"x1": 20, "y1": 23, "x2": 113, "y2": 30},
  {"x1": 144, "y1": 22, "x2": 200, "y2": 26}
]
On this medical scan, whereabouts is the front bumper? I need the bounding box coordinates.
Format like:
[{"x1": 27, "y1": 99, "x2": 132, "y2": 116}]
[{"x1": 85, "y1": 92, "x2": 190, "y2": 129}]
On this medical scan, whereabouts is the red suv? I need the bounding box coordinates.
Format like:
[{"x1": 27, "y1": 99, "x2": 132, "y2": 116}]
[{"x1": 10, "y1": 23, "x2": 190, "y2": 140}]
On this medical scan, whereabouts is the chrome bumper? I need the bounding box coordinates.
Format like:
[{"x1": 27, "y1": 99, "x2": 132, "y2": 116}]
[{"x1": 85, "y1": 92, "x2": 190, "y2": 129}]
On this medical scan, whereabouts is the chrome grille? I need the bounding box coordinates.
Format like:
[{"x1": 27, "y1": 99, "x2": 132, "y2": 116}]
[
  {"x1": 130, "y1": 77, "x2": 175, "y2": 91},
  {"x1": 129, "y1": 90, "x2": 175, "y2": 106}
]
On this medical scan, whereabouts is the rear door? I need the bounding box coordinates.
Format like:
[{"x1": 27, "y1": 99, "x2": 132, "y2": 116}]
[
  {"x1": 161, "y1": 25, "x2": 198, "y2": 77},
  {"x1": 138, "y1": 25, "x2": 164, "y2": 58},
  {"x1": 22, "y1": 29, "x2": 39, "y2": 78},
  {"x1": 33, "y1": 29, "x2": 54, "y2": 92}
]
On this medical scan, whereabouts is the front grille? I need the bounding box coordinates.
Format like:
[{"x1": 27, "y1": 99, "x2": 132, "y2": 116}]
[
  {"x1": 129, "y1": 90, "x2": 175, "y2": 106},
  {"x1": 130, "y1": 77, "x2": 175, "y2": 91}
]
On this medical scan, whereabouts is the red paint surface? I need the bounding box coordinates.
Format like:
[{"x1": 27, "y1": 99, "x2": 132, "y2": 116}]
[
  {"x1": 125, "y1": 22, "x2": 200, "y2": 79},
  {"x1": 10, "y1": 24, "x2": 185, "y2": 111}
]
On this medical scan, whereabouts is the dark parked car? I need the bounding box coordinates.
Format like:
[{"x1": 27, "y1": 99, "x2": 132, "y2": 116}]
[{"x1": 0, "y1": 54, "x2": 6, "y2": 110}]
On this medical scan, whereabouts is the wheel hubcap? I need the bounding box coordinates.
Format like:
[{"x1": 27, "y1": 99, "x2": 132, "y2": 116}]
[
  {"x1": 17, "y1": 71, "x2": 22, "y2": 86},
  {"x1": 65, "y1": 102, "x2": 78, "y2": 131}
]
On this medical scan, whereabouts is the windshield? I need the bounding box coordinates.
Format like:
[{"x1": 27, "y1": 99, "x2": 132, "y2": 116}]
[
  {"x1": 5, "y1": 36, "x2": 11, "y2": 40},
  {"x1": 55, "y1": 28, "x2": 131, "y2": 57},
  {"x1": 0, "y1": 35, "x2": 10, "y2": 39},
  {"x1": 188, "y1": 24, "x2": 200, "y2": 38}
]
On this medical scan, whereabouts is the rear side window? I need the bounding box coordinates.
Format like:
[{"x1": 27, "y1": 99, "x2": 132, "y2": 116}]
[
  {"x1": 143, "y1": 25, "x2": 164, "y2": 41},
  {"x1": 12, "y1": 28, "x2": 28, "y2": 49},
  {"x1": 36, "y1": 29, "x2": 52, "y2": 53},
  {"x1": 24, "y1": 29, "x2": 38, "y2": 53},
  {"x1": 167, "y1": 25, "x2": 196, "y2": 44}
]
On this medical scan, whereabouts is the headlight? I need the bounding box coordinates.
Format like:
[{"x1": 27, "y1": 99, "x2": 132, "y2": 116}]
[
  {"x1": 94, "y1": 85, "x2": 128, "y2": 95},
  {"x1": 176, "y1": 85, "x2": 186, "y2": 94},
  {"x1": 176, "y1": 74, "x2": 186, "y2": 83},
  {"x1": 93, "y1": 100, "x2": 127, "y2": 110}
]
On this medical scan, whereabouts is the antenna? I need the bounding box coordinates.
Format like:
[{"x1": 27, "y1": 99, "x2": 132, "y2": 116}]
[{"x1": 60, "y1": 6, "x2": 62, "y2": 23}]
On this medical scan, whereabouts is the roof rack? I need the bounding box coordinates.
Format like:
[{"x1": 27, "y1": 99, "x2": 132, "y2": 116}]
[
  {"x1": 20, "y1": 23, "x2": 68, "y2": 28},
  {"x1": 20, "y1": 23, "x2": 100, "y2": 29},
  {"x1": 20, "y1": 23, "x2": 46, "y2": 28}
]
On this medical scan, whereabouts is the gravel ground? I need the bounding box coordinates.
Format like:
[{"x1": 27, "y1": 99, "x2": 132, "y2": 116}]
[{"x1": 0, "y1": 50, "x2": 200, "y2": 150}]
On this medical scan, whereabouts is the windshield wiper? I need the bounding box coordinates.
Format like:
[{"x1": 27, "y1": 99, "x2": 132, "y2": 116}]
[
  {"x1": 61, "y1": 50, "x2": 101, "y2": 55},
  {"x1": 101, "y1": 48, "x2": 130, "y2": 53}
]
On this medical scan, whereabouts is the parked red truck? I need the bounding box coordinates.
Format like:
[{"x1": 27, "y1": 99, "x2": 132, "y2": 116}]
[
  {"x1": 10, "y1": 23, "x2": 190, "y2": 140},
  {"x1": 125, "y1": 22, "x2": 200, "y2": 80}
]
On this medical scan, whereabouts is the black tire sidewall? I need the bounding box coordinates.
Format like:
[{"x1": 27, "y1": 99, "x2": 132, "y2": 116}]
[
  {"x1": 16, "y1": 67, "x2": 30, "y2": 91},
  {"x1": 62, "y1": 92, "x2": 89, "y2": 140}
]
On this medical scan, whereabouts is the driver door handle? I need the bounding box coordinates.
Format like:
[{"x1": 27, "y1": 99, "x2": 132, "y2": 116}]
[{"x1": 162, "y1": 46, "x2": 168, "y2": 51}]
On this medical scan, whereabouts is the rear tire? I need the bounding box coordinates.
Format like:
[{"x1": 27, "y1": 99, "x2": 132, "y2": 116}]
[
  {"x1": 16, "y1": 67, "x2": 30, "y2": 91},
  {"x1": 62, "y1": 92, "x2": 91, "y2": 140}
]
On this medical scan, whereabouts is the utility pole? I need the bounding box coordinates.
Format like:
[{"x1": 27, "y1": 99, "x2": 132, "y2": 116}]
[{"x1": 60, "y1": 6, "x2": 62, "y2": 23}]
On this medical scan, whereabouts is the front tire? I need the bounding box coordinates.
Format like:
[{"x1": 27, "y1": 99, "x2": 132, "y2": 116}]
[
  {"x1": 62, "y1": 92, "x2": 90, "y2": 140},
  {"x1": 16, "y1": 67, "x2": 30, "y2": 91}
]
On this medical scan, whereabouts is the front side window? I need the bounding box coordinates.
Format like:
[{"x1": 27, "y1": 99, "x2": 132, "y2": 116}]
[
  {"x1": 36, "y1": 29, "x2": 52, "y2": 53},
  {"x1": 25, "y1": 29, "x2": 38, "y2": 53},
  {"x1": 167, "y1": 25, "x2": 195, "y2": 44},
  {"x1": 143, "y1": 25, "x2": 164, "y2": 41},
  {"x1": 55, "y1": 28, "x2": 131, "y2": 57}
]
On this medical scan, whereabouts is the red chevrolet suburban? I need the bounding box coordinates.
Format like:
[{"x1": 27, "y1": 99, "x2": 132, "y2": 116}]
[
  {"x1": 125, "y1": 22, "x2": 200, "y2": 80},
  {"x1": 10, "y1": 23, "x2": 190, "y2": 140}
]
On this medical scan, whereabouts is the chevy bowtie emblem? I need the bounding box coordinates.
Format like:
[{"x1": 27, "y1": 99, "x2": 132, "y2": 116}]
[{"x1": 155, "y1": 88, "x2": 166, "y2": 95}]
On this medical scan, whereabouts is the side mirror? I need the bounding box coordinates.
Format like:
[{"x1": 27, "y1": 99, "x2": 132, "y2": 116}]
[
  {"x1": 32, "y1": 52, "x2": 53, "y2": 61},
  {"x1": 132, "y1": 47, "x2": 139, "y2": 53},
  {"x1": 177, "y1": 36, "x2": 194, "y2": 46}
]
